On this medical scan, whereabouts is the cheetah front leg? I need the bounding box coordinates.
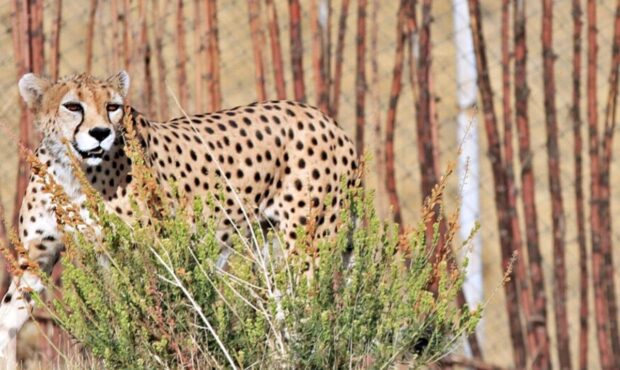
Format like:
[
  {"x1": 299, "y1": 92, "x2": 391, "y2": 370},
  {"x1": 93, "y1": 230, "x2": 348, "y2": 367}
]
[{"x1": 0, "y1": 195, "x2": 63, "y2": 365}]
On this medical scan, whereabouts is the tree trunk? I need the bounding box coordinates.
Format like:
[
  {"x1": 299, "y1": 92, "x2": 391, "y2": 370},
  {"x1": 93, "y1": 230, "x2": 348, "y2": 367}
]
[
  {"x1": 468, "y1": 1, "x2": 527, "y2": 367},
  {"x1": 330, "y1": 0, "x2": 350, "y2": 118},
  {"x1": 50, "y1": 0, "x2": 62, "y2": 81},
  {"x1": 85, "y1": 0, "x2": 98, "y2": 74},
  {"x1": 265, "y1": 0, "x2": 287, "y2": 100},
  {"x1": 452, "y1": 0, "x2": 483, "y2": 356},
  {"x1": 355, "y1": 0, "x2": 367, "y2": 157},
  {"x1": 586, "y1": 1, "x2": 615, "y2": 368},
  {"x1": 384, "y1": 0, "x2": 409, "y2": 229},
  {"x1": 153, "y1": 0, "x2": 170, "y2": 121},
  {"x1": 288, "y1": 0, "x2": 306, "y2": 102},
  {"x1": 541, "y1": 1, "x2": 571, "y2": 368},
  {"x1": 570, "y1": 2, "x2": 588, "y2": 369},
  {"x1": 599, "y1": 1, "x2": 620, "y2": 366},
  {"x1": 206, "y1": 0, "x2": 222, "y2": 111},
  {"x1": 247, "y1": 0, "x2": 267, "y2": 101},
  {"x1": 513, "y1": 1, "x2": 551, "y2": 367},
  {"x1": 176, "y1": 0, "x2": 190, "y2": 109}
]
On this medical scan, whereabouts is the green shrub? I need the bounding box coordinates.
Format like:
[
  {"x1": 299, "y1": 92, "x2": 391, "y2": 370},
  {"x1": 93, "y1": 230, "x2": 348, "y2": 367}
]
[
  {"x1": 35, "y1": 180, "x2": 480, "y2": 369},
  {"x1": 24, "y1": 126, "x2": 481, "y2": 368}
]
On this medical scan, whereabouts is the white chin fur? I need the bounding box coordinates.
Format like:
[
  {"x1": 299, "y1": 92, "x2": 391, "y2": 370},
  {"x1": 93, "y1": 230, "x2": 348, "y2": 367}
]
[{"x1": 85, "y1": 157, "x2": 103, "y2": 166}]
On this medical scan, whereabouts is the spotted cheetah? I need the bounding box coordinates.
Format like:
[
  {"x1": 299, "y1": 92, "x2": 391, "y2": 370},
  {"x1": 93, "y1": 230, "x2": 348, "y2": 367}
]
[{"x1": 0, "y1": 71, "x2": 358, "y2": 356}]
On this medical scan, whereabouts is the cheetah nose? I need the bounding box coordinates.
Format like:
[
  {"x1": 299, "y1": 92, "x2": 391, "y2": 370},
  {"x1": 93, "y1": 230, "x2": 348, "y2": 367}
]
[{"x1": 89, "y1": 127, "x2": 111, "y2": 142}]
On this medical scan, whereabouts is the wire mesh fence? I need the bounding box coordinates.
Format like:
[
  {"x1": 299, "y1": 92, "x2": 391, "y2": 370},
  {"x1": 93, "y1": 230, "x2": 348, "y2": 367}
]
[{"x1": 0, "y1": 0, "x2": 619, "y2": 368}]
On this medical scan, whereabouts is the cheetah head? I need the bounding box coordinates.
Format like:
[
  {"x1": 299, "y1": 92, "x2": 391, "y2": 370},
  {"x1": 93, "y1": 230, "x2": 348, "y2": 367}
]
[{"x1": 18, "y1": 71, "x2": 130, "y2": 166}]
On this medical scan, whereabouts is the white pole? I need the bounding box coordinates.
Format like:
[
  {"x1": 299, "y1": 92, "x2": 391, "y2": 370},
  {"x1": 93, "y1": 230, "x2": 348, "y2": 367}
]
[{"x1": 452, "y1": 0, "x2": 483, "y2": 348}]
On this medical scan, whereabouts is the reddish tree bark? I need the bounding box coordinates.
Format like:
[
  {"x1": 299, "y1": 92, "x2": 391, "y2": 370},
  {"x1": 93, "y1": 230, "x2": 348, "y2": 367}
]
[
  {"x1": 369, "y1": 0, "x2": 386, "y2": 217},
  {"x1": 0, "y1": 199, "x2": 8, "y2": 298},
  {"x1": 570, "y1": 2, "x2": 589, "y2": 369},
  {"x1": 513, "y1": 1, "x2": 551, "y2": 368},
  {"x1": 468, "y1": 0, "x2": 527, "y2": 367},
  {"x1": 415, "y1": 0, "x2": 439, "y2": 202},
  {"x1": 152, "y1": 0, "x2": 170, "y2": 120},
  {"x1": 599, "y1": 0, "x2": 620, "y2": 365},
  {"x1": 541, "y1": 1, "x2": 571, "y2": 368},
  {"x1": 586, "y1": 1, "x2": 616, "y2": 368},
  {"x1": 265, "y1": 0, "x2": 287, "y2": 99},
  {"x1": 288, "y1": 0, "x2": 306, "y2": 102},
  {"x1": 110, "y1": 0, "x2": 121, "y2": 71},
  {"x1": 247, "y1": 0, "x2": 267, "y2": 101},
  {"x1": 206, "y1": 0, "x2": 222, "y2": 111},
  {"x1": 122, "y1": 0, "x2": 132, "y2": 72},
  {"x1": 500, "y1": 2, "x2": 535, "y2": 367},
  {"x1": 310, "y1": 0, "x2": 329, "y2": 112},
  {"x1": 139, "y1": 0, "x2": 153, "y2": 116},
  {"x1": 50, "y1": 0, "x2": 62, "y2": 81},
  {"x1": 85, "y1": 0, "x2": 98, "y2": 74},
  {"x1": 383, "y1": 0, "x2": 409, "y2": 229},
  {"x1": 176, "y1": 0, "x2": 190, "y2": 109},
  {"x1": 30, "y1": 0, "x2": 44, "y2": 75},
  {"x1": 330, "y1": 0, "x2": 350, "y2": 118},
  {"x1": 11, "y1": 0, "x2": 43, "y2": 229},
  {"x1": 194, "y1": 0, "x2": 206, "y2": 111},
  {"x1": 355, "y1": 0, "x2": 367, "y2": 156}
]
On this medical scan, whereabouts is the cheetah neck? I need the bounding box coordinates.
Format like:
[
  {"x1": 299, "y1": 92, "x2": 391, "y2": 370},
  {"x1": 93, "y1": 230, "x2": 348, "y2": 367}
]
[{"x1": 40, "y1": 137, "x2": 88, "y2": 202}]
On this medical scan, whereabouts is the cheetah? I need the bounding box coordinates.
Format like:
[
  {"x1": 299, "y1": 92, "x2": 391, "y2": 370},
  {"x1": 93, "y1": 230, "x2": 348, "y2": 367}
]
[{"x1": 0, "y1": 71, "x2": 358, "y2": 357}]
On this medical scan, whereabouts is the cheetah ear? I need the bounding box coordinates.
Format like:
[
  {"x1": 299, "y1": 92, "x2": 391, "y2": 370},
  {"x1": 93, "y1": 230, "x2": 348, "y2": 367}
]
[
  {"x1": 18, "y1": 73, "x2": 51, "y2": 110},
  {"x1": 107, "y1": 70, "x2": 130, "y2": 97}
]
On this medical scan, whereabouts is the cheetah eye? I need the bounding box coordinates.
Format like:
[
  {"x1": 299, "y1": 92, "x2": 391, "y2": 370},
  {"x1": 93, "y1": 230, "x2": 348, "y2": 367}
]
[
  {"x1": 63, "y1": 102, "x2": 83, "y2": 112},
  {"x1": 106, "y1": 104, "x2": 121, "y2": 112}
]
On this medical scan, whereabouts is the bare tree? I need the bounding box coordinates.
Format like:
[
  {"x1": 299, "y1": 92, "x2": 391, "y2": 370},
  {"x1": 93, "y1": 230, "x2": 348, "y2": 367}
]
[
  {"x1": 586, "y1": 1, "x2": 618, "y2": 368},
  {"x1": 152, "y1": 0, "x2": 170, "y2": 120},
  {"x1": 247, "y1": 0, "x2": 267, "y2": 101},
  {"x1": 206, "y1": 0, "x2": 222, "y2": 110},
  {"x1": 265, "y1": 0, "x2": 287, "y2": 99},
  {"x1": 288, "y1": 0, "x2": 306, "y2": 102},
  {"x1": 570, "y1": 1, "x2": 589, "y2": 368},
  {"x1": 513, "y1": 1, "x2": 551, "y2": 367},
  {"x1": 541, "y1": 1, "x2": 571, "y2": 368},
  {"x1": 330, "y1": 0, "x2": 351, "y2": 118},
  {"x1": 50, "y1": 0, "x2": 62, "y2": 81},
  {"x1": 176, "y1": 0, "x2": 190, "y2": 109},
  {"x1": 85, "y1": 0, "x2": 98, "y2": 73},
  {"x1": 599, "y1": 1, "x2": 620, "y2": 365},
  {"x1": 468, "y1": 0, "x2": 527, "y2": 367},
  {"x1": 384, "y1": 0, "x2": 410, "y2": 229},
  {"x1": 355, "y1": 0, "x2": 367, "y2": 156}
]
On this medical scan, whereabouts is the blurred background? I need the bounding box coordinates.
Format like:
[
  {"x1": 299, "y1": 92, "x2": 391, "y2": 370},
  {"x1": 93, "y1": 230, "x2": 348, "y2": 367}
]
[{"x1": 0, "y1": 0, "x2": 619, "y2": 368}]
